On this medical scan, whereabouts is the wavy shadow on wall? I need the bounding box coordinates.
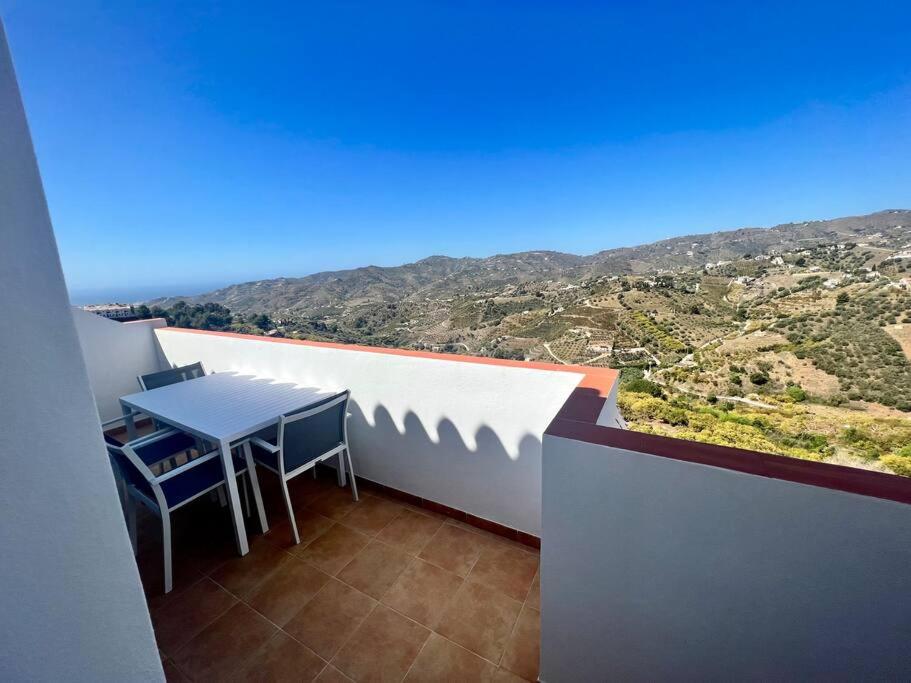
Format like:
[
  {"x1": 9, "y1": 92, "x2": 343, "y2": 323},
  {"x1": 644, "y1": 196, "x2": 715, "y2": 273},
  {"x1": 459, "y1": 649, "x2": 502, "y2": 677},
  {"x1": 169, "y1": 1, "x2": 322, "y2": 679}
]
[{"x1": 345, "y1": 399, "x2": 543, "y2": 534}]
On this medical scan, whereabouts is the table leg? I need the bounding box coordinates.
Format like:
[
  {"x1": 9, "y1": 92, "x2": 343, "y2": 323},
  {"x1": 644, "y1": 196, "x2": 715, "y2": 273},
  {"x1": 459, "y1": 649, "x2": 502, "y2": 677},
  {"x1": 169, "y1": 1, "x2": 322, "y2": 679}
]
[
  {"x1": 121, "y1": 401, "x2": 137, "y2": 441},
  {"x1": 242, "y1": 441, "x2": 269, "y2": 533},
  {"x1": 219, "y1": 439, "x2": 249, "y2": 555}
]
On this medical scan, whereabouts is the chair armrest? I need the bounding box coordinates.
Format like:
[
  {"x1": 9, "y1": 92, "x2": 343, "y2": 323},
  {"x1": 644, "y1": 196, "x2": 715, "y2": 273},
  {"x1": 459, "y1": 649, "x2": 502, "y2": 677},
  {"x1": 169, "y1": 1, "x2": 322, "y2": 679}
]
[
  {"x1": 248, "y1": 437, "x2": 280, "y2": 454},
  {"x1": 100, "y1": 410, "x2": 145, "y2": 429},
  {"x1": 127, "y1": 427, "x2": 183, "y2": 448},
  {"x1": 153, "y1": 450, "x2": 221, "y2": 484}
]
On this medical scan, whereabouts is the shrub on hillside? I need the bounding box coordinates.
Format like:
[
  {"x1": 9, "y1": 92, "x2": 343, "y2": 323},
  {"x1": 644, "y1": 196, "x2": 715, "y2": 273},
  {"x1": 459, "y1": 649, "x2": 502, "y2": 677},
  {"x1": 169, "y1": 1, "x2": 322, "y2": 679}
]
[
  {"x1": 623, "y1": 378, "x2": 664, "y2": 398},
  {"x1": 784, "y1": 384, "x2": 807, "y2": 402},
  {"x1": 881, "y1": 454, "x2": 911, "y2": 477},
  {"x1": 749, "y1": 371, "x2": 770, "y2": 385}
]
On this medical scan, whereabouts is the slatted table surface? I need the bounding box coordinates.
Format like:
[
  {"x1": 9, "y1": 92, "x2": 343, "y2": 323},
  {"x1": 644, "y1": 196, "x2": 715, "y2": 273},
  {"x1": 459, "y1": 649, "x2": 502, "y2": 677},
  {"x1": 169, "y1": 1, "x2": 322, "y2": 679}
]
[{"x1": 120, "y1": 371, "x2": 339, "y2": 443}]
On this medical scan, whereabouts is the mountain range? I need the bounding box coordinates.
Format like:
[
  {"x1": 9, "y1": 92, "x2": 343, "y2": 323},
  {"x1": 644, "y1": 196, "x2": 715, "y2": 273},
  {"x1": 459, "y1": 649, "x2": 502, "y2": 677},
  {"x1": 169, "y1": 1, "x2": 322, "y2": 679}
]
[{"x1": 150, "y1": 210, "x2": 910, "y2": 314}]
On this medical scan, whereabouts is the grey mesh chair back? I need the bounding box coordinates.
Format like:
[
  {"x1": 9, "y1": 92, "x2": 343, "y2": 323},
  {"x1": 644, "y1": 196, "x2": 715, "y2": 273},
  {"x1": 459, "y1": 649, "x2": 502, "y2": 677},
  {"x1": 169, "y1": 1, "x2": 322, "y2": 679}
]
[
  {"x1": 137, "y1": 361, "x2": 208, "y2": 438},
  {"x1": 138, "y1": 361, "x2": 205, "y2": 391},
  {"x1": 279, "y1": 391, "x2": 350, "y2": 474},
  {"x1": 247, "y1": 390, "x2": 357, "y2": 545}
]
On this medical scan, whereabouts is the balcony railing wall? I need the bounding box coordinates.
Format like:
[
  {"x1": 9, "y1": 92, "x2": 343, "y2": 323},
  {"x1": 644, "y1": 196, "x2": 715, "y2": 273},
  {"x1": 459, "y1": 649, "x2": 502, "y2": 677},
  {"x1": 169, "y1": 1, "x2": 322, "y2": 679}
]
[
  {"x1": 150, "y1": 328, "x2": 590, "y2": 536},
  {"x1": 73, "y1": 308, "x2": 167, "y2": 422},
  {"x1": 541, "y1": 425, "x2": 911, "y2": 680}
]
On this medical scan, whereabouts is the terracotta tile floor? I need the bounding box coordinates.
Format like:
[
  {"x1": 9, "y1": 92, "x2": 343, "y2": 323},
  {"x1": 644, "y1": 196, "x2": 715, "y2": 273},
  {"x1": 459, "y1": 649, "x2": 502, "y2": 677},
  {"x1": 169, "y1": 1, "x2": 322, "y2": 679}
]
[{"x1": 134, "y1": 467, "x2": 541, "y2": 682}]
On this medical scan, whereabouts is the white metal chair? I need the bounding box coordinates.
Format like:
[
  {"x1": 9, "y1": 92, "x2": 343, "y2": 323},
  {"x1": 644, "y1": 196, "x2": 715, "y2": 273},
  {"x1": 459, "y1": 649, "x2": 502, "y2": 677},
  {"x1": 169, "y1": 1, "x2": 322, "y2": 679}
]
[
  {"x1": 104, "y1": 429, "x2": 264, "y2": 593},
  {"x1": 137, "y1": 361, "x2": 206, "y2": 391},
  {"x1": 248, "y1": 391, "x2": 357, "y2": 545},
  {"x1": 138, "y1": 361, "x2": 211, "y2": 457}
]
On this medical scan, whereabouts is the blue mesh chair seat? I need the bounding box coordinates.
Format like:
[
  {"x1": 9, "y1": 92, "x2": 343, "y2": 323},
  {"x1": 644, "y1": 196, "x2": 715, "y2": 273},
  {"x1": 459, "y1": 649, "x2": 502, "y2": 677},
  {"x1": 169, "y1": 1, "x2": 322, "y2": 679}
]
[
  {"x1": 248, "y1": 390, "x2": 357, "y2": 545},
  {"x1": 105, "y1": 428, "x2": 266, "y2": 593},
  {"x1": 160, "y1": 451, "x2": 249, "y2": 509},
  {"x1": 135, "y1": 431, "x2": 196, "y2": 466}
]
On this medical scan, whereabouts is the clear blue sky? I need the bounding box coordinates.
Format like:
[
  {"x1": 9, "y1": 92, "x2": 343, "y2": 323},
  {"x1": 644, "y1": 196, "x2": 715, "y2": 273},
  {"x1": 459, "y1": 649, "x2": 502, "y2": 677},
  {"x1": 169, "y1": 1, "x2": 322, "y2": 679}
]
[{"x1": 3, "y1": 1, "x2": 911, "y2": 302}]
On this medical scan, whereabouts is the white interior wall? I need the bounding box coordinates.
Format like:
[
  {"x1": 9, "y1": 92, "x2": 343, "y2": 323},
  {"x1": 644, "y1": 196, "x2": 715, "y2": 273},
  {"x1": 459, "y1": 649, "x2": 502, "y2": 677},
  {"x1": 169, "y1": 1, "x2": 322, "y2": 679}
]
[
  {"x1": 155, "y1": 330, "x2": 585, "y2": 535},
  {"x1": 0, "y1": 21, "x2": 163, "y2": 681},
  {"x1": 73, "y1": 309, "x2": 166, "y2": 422},
  {"x1": 541, "y1": 433, "x2": 911, "y2": 682}
]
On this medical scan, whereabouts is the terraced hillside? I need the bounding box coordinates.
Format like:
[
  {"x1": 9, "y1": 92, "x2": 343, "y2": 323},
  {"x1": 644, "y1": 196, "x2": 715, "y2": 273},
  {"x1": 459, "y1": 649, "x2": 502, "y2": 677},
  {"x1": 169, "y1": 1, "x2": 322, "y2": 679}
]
[{"x1": 140, "y1": 210, "x2": 911, "y2": 476}]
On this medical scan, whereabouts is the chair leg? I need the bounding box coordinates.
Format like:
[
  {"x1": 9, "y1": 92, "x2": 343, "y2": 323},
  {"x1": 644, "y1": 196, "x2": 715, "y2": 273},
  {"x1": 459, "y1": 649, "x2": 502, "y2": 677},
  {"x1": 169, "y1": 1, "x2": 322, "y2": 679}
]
[
  {"x1": 336, "y1": 450, "x2": 347, "y2": 487},
  {"x1": 344, "y1": 448, "x2": 359, "y2": 502},
  {"x1": 216, "y1": 485, "x2": 227, "y2": 507},
  {"x1": 116, "y1": 473, "x2": 128, "y2": 517},
  {"x1": 279, "y1": 476, "x2": 300, "y2": 545},
  {"x1": 162, "y1": 510, "x2": 173, "y2": 594},
  {"x1": 127, "y1": 495, "x2": 138, "y2": 556},
  {"x1": 242, "y1": 442, "x2": 269, "y2": 534}
]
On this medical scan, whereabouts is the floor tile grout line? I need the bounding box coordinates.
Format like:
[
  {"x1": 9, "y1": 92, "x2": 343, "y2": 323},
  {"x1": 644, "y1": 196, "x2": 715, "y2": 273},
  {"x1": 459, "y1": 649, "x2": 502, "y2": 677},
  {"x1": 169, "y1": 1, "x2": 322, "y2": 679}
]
[
  {"x1": 333, "y1": 492, "x2": 408, "y2": 537},
  {"x1": 380, "y1": 590, "x2": 516, "y2": 670},
  {"x1": 201, "y1": 567, "x2": 334, "y2": 680},
  {"x1": 327, "y1": 601, "x2": 381, "y2": 678},
  {"x1": 462, "y1": 553, "x2": 525, "y2": 669},
  {"x1": 251, "y1": 627, "x2": 331, "y2": 679},
  {"x1": 160, "y1": 577, "x2": 240, "y2": 664},
  {"x1": 499, "y1": 577, "x2": 538, "y2": 678},
  {"x1": 355, "y1": 563, "x2": 515, "y2": 671},
  {"x1": 148, "y1": 572, "x2": 207, "y2": 616},
  {"x1": 434, "y1": 629, "x2": 511, "y2": 671},
  {"x1": 275, "y1": 576, "x2": 373, "y2": 662},
  {"x1": 400, "y1": 626, "x2": 433, "y2": 682},
  {"x1": 495, "y1": 576, "x2": 526, "y2": 669}
]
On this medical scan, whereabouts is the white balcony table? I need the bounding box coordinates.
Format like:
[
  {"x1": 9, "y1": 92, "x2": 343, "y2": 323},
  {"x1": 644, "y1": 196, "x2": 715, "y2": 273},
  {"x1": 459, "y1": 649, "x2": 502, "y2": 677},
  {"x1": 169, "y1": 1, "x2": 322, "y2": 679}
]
[{"x1": 119, "y1": 371, "x2": 340, "y2": 555}]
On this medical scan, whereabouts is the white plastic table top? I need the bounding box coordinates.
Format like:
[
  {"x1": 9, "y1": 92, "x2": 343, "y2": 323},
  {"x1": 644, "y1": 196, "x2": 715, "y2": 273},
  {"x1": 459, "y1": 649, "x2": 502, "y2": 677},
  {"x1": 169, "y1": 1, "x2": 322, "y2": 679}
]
[{"x1": 119, "y1": 371, "x2": 340, "y2": 443}]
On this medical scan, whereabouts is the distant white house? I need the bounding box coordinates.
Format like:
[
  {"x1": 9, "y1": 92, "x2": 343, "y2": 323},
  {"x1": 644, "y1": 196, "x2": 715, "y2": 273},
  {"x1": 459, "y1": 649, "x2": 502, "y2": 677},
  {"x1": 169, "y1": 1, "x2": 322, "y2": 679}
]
[{"x1": 82, "y1": 304, "x2": 134, "y2": 320}]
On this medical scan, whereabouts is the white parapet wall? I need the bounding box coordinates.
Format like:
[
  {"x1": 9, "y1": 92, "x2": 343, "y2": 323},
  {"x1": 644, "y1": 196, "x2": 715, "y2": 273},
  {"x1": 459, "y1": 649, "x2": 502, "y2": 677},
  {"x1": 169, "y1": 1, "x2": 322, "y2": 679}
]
[
  {"x1": 541, "y1": 431, "x2": 911, "y2": 681},
  {"x1": 155, "y1": 329, "x2": 588, "y2": 535},
  {"x1": 73, "y1": 308, "x2": 167, "y2": 422}
]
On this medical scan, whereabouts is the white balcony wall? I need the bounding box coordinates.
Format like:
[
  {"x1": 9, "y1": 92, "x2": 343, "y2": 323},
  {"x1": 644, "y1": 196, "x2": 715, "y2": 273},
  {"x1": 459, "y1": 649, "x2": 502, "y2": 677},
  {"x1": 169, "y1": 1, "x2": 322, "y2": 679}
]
[
  {"x1": 73, "y1": 309, "x2": 166, "y2": 422},
  {"x1": 0, "y1": 21, "x2": 162, "y2": 681},
  {"x1": 156, "y1": 330, "x2": 584, "y2": 534},
  {"x1": 541, "y1": 433, "x2": 911, "y2": 681}
]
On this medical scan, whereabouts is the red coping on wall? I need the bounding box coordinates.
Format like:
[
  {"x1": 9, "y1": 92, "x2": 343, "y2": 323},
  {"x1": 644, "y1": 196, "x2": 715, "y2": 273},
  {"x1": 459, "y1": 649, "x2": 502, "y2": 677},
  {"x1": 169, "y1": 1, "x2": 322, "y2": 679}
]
[{"x1": 545, "y1": 416, "x2": 911, "y2": 506}]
